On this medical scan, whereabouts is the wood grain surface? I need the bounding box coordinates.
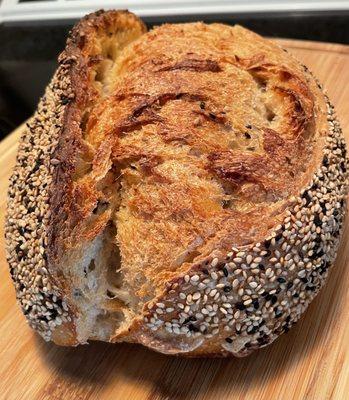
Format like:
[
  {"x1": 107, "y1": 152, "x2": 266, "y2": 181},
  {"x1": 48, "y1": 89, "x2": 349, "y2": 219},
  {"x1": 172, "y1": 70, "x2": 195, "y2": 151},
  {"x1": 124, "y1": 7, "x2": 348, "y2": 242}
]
[{"x1": 0, "y1": 39, "x2": 348, "y2": 400}]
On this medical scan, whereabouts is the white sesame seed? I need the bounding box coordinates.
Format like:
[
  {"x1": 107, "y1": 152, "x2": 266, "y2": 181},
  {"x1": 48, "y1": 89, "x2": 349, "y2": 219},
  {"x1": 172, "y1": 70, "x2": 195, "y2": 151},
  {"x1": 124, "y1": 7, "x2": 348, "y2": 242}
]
[
  {"x1": 211, "y1": 271, "x2": 218, "y2": 280},
  {"x1": 192, "y1": 292, "x2": 201, "y2": 300},
  {"x1": 249, "y1": 281, "x2": 258, "y2": 289},
  {"x1": 211, "y1": 257, "x2": 219, "y2": 267}
]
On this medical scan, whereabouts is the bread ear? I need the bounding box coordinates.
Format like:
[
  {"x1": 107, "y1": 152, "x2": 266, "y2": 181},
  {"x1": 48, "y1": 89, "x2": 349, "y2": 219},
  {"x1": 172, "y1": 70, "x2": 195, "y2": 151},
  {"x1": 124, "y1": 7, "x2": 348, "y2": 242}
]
[{"x1": 5, "y1": 10, "x2": 146, "y2": 345}]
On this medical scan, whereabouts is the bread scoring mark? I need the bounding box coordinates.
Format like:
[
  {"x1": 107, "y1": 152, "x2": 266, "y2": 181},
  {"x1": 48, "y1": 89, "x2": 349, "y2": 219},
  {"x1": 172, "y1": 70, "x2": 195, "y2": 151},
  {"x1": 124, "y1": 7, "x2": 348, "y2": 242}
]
[
  {"x1": 156, "y1": 58, "x2": 222, "y2": 73},
  {"x1": 5, "y1": 10, "x2": 148, "y2": 343},
  {"x1": 206, "y1": 126, "x2": 305, "y2": 201},
  {"x1": 115, "y1": 93, "x2": 206, "y2": 136},
  {"x1": 235, "y1": 59, "x2": 314, "y2": 142},
  {"x1": 207, "y1": 151, "x2": 266, "y2": 188},
  {"x1": 273, "y1": 86, "x2": 308, "y2": 136}
]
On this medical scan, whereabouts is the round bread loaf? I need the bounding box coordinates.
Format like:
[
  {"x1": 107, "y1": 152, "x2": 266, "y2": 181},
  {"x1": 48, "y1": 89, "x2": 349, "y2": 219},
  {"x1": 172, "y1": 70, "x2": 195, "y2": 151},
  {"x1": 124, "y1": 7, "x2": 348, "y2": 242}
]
[{"x1": 5, "y1": 10, "x2": 348, "y2": 356}]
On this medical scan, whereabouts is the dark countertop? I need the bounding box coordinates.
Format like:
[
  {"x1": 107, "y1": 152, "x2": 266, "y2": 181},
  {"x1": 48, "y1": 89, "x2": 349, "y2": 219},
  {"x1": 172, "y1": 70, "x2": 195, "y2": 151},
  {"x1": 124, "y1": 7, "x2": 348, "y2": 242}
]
[{"x1": 0, "y1": 11, "x2": 348, "y2": 138}]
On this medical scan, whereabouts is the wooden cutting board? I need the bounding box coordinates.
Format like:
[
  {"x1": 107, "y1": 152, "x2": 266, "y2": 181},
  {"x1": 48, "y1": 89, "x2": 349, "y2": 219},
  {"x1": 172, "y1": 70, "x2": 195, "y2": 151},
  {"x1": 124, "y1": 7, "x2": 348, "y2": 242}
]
[{"x1": 0, "y1": 39, "x2": 348, "y2": 400}]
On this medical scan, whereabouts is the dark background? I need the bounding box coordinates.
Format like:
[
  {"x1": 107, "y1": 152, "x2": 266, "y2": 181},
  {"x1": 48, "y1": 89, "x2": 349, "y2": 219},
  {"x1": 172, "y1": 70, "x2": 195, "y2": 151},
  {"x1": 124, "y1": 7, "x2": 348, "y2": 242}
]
[{"x1": 0, "y1": 10, "x2": 349, "y2": 139}]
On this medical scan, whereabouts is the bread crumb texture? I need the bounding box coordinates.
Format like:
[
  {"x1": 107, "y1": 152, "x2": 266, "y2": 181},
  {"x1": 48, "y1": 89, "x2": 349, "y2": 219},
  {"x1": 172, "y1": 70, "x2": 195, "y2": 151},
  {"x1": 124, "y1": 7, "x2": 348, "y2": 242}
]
[{"x1": 5, "y1": 11, "x2": 348, "y2": 355}]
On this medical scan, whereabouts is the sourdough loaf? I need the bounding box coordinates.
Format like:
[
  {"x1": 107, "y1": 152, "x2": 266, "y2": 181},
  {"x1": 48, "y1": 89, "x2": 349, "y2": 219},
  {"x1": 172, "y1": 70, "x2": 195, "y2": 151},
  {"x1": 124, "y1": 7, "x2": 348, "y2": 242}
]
[{"x1": 5, "y1": 10, "x2": 348, "y2": 356}]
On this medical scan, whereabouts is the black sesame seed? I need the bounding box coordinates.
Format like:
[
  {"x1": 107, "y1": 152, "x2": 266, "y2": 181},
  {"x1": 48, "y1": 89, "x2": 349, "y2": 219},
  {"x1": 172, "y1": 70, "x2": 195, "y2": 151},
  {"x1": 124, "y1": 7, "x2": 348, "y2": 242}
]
[
  {"x1": 316, "y1": 249, "x2": 324, "y2": 257},
  {"x1": 277, "y1": 277, "x2": 286, "y2": 283},
  {"x1": 271, "y1": 295, "x2": 278, "y2": 305},
  {"x1": 293, "y1": 293, "x2": 299, "y2": 298},
  {"x1": 15, "y1": 243, "x2": 22, "y2": 254},
  {"x1": 244, "y1": 342, "x2": 252, "y2": 348},
  {"x1": 275, "y1": 233, "x2": 282, "y2": 242},
  {"x1": 322, "y1": 155, "x2": 329, "y2": 167},
  {"x1": 257, "y1": 337, "x2": 267, "y2": 344},
  {"x1": 301, "y1": 277, "x2": 308, "y2": 284},
  {"x1": 244, "y1": 132, "x2": 251, "y2": 139},
  {"x1": 314, "y1": 214, "x2": 322, "y2": 227},
  {"x1": 236, "y1": 302, "x2": 245, "y2": 310},
  {"x1": 248, "y1": 326, "x2": 258, "y2": 334},
  {"x1": 259, "y1": 263, "x2": 266, "y2": 271},
  {"x1": 50, "y1": 308, "x2": 59, "y2": 319},
  {"x1": 73, "y1": 288, "x2": 83, "y2": 298},
  {"x1": 253, "y1": 300, "x2": 259, "y2": 309},
  {"x1": 264, "y1": 239, "x2": 271, "y2": 249},
  {"x1": 287, "y1": 282, "x2": 293, "y2": 289},
  {"x1": 225, "y1": 337, "x2": 233, "y2": 343},
  {"x1": 61, "y1": 96, "x2": 70, "y2": 105},
  {"x1": 224, "y1": 285, "x2": 232, "y2": 292},
  {"x1": 222, "y1": 267, "x2": 229, "y2": 277},
  {"x1": 188, "y1": 324, "x2": 199, "y2": 332},
  {"x1": 189, "y1": 315, "x2": 197, "y2": 322},
  {"x1": 265, "y1": 294, "x2": 272, "y2": 301},
  {"x1": 31, "y1": 160, "x2": 42, "y2": 174},
  {"x1": 306, "y1": 285, "x2": 316, "y2": 292},
  {"x1": 23, "y1": 306, "x2": 32, "y2": 315},
  {"x1": 302, "y1": 191, "x2": 312, "y2": 205}
]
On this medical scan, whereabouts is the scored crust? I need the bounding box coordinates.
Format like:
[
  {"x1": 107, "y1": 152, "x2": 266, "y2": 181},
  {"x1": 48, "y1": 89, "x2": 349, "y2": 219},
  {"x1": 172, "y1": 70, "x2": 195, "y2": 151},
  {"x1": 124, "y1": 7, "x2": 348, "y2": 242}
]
[{"x1": 5, "y1": 10, "x2": 348, "y2": 355}]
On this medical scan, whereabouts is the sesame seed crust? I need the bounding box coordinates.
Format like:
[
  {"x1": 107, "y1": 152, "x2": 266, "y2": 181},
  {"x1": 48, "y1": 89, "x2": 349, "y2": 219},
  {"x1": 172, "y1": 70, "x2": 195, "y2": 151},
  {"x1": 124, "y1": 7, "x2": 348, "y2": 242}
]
[
  {"x1": 5, "y1": 60, "x2": 74, "y2": 342},
  {"x1": 4, "y1": 9, "x2": 146, "y2": 345},
  {"x1": 142, "y1": 98, "x2": 348, "y2": 356}
]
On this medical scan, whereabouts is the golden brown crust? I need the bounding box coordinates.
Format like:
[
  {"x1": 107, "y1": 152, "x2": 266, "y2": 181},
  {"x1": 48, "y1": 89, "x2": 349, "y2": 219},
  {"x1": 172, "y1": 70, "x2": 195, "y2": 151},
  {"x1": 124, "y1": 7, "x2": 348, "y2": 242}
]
[
  {"x1": 48, "y1": 10, "x2": 147, "y2": 262},
  {"x1": 5, "y1": 11, "x2": 348, "y2": 355}
]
